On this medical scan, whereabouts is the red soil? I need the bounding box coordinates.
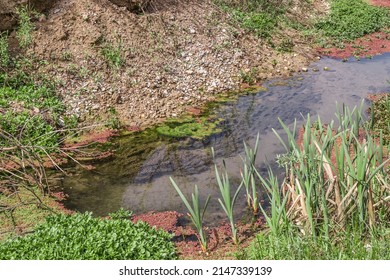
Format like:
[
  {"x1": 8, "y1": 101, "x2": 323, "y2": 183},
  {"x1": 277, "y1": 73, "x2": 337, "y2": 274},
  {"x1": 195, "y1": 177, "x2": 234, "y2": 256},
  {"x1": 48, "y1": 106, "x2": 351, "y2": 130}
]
[
  {"x1": 63, "y1": 129, "x2": 118, "y2": 149},
  {"x1": 317, "y1": 31, "x2": 390, "y2": 59},
  {"x1": 132, "y1": 211, "x2": 263, "y2": 259},
  {"x1": 371, "y1": 0, "x2": 390, "y2": 7}
]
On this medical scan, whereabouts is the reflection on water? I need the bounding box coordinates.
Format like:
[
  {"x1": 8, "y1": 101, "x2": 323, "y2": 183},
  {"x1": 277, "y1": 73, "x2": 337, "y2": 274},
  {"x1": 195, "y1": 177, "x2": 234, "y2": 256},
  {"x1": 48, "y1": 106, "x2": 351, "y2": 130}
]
[{"x1": 59, "y1": 54, "x2": 390, "y2": 224}]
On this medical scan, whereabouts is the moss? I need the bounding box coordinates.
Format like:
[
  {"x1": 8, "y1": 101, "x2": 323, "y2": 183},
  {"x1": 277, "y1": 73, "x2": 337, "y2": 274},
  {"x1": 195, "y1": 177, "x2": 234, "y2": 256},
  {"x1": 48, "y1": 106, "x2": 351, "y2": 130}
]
[{"x1": 156, "y1": 116, "x2": 223, "y2": 139}]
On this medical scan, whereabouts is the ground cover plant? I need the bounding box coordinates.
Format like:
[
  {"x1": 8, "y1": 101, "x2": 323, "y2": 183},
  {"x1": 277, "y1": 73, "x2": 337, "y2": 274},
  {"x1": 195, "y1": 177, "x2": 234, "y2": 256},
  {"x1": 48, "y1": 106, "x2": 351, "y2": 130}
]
[
  {"x1": 215, "y1": 0, "x2": 291, "y2": 39},
  {"x1": 315, "y1": 0, "x2": 390, "y2": 42},
  {"x1": 0, "y1": 211, "x2": 177, "y2": 260}
]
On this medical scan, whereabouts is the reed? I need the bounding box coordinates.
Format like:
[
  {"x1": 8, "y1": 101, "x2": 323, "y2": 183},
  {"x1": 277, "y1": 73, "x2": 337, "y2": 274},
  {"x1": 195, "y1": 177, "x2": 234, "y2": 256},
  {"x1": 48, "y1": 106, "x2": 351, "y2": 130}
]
[
  {"x1": 215, "y1": 161, "x2": 243, "y2": 244},
  {"x1": 241, "y1": 133, "x2": 260, "y2": 215},
  {"x1": 170, "y1": 177, "x2": 210, "y2": 252},
  {"x1": 267, "y1": 102, "x2": 389, "y2": 238},
  {"x1": 249, "y1": 102, "x2": 389, "y2": 259}
]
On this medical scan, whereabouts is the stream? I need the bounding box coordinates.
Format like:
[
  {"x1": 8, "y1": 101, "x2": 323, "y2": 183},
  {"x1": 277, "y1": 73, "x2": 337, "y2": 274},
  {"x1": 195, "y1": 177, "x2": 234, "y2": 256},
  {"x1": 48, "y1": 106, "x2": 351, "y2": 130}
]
[{"x1": 58, "y1": 54, "x2": 390, "y2": 224}]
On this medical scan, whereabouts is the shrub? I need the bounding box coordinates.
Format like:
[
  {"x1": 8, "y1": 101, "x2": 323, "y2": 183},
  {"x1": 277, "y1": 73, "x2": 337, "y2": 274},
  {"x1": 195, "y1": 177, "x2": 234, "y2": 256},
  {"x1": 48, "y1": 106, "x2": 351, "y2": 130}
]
[{"x1": 0, "y1": 212, "x2": 177, "y2": 260}]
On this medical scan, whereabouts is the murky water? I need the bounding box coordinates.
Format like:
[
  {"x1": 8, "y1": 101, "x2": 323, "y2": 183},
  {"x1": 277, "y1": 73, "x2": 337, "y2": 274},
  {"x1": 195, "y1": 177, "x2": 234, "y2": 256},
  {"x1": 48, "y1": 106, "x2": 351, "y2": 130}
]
[{"x1": 59, "y1": 54, "x2": 390, "y2": 224}]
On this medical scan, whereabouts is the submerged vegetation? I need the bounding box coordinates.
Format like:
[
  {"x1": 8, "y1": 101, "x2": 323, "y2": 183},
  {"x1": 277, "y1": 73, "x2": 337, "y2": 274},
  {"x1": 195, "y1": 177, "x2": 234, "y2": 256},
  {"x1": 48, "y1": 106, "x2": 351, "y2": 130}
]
[{"x1": 156, "y1": 116, "x2": 223, "y2": 139}]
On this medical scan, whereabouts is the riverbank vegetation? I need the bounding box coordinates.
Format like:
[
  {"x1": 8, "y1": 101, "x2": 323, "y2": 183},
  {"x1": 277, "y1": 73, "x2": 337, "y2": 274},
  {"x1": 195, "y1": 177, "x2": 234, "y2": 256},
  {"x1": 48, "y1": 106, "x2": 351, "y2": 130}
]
[
  {"x1": 171, "y1": 100, "x2": 389, "y2": 259},
  {"x1": 246, "y1": 102, "x2": 389, "y2": 259},
  {"x1": 1, "y1": 0, "x2": 390, "y2": 260},
  {"x1": 0, "y1": 211, "x2": 176, "y2": 260}
]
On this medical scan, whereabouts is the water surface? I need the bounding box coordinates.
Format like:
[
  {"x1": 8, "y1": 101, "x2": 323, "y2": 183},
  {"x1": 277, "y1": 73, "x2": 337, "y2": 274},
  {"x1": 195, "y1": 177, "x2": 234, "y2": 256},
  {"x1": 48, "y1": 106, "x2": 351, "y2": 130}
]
[{"x1": 59, "y1": 54, "x2": 390, "y2": 224}]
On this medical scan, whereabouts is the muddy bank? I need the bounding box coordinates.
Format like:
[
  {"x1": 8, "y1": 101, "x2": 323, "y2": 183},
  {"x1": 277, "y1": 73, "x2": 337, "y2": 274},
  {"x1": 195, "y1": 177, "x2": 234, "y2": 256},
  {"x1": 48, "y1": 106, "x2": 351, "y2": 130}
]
[
  {"x1": 132, "y1": 210, "x2": 261, "y2": 259},
  {"x1": 317, "y1": 30, "x2": 390, "y2": 59}
]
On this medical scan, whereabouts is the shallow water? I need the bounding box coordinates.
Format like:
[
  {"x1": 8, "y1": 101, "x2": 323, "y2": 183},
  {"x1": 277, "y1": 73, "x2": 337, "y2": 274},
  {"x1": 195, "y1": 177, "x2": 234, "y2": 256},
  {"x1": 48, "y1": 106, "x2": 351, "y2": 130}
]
[{"x1": 59, "y1": 54, "x2": 390, "y2": 224}]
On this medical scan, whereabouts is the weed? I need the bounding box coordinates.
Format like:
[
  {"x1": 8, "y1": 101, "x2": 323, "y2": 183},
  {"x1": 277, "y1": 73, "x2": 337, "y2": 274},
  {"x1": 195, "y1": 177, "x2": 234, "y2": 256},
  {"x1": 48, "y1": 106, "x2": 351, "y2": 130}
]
[
  {"x1": 240, "y1": 68, "x2": 259, "y2": 85},
  {"x1": 277, "y1": 38, "x2": 294, "y2": 53},
  {"x1": 16, "y1": 7, "x2": 34, "y2": 48},
  {"x1": 0, "y1": 33, "x2": 9, "y2": 68},
  {"x1": 241, "y1": 133, "x2": 260, "y2": 215},
  {"x1": 370, "y1": 93, "x2": 390, "y2": 144},
  {"x1": 60, "y1": 51, "x2": 73, "y2": 61},
  {"x1": 101, "y1": 39, "x2": 124, "y2": 69}
]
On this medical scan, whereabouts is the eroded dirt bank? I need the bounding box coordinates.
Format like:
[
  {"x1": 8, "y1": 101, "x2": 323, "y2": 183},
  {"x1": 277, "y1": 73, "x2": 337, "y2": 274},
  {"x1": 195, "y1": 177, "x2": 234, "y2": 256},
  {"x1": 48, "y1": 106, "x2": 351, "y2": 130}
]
[{"x1": 5, "y1": 0, "x2": 329, "y2": 129}]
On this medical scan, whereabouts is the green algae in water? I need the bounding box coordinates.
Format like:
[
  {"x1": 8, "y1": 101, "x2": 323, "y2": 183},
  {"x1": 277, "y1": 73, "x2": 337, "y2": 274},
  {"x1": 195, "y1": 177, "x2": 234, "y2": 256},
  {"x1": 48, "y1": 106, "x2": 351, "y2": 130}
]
[{"x1": 156, "y1": 116, "x2": 223, "y2": 139}]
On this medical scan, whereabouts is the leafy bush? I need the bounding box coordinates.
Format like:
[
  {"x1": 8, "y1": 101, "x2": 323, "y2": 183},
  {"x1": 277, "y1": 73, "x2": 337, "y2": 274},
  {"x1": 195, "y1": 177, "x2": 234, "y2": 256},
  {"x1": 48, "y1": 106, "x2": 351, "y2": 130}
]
[
  {"x1": 315, "y1": 0, "x2": 390, "y2": 41},
  {"x1": 0, "y1": 212, "x2": 177, "y2": 260}
]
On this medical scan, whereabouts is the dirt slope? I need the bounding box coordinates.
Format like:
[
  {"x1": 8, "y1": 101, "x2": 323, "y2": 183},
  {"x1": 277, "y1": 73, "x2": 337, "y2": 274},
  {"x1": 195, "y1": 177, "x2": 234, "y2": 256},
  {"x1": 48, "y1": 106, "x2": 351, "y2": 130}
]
[{"x1": 13, "y1": 0, "x2": 327, "y2": 128}]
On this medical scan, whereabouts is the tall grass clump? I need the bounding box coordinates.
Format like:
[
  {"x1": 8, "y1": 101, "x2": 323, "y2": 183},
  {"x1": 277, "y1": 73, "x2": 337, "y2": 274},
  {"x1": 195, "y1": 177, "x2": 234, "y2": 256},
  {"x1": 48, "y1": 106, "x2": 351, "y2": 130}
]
[
  {"x1": 249, "y1": 102, "x2": 389, "y2": 259},
  {"x1": 170, "y1": 178, "x2": 210, "y2": 252},
  {"x1": 16, "y1": 7, "x2": 34, "y2": 48},
  {"x1": 241, "y1": 133, "x2": 260, "y2": 215},
  {"x1": 215, "y1": 160, "x2": 243, "y2": 245},
  {"x1": 0, "y1": 33, "x2": 9, "y2": 68}
]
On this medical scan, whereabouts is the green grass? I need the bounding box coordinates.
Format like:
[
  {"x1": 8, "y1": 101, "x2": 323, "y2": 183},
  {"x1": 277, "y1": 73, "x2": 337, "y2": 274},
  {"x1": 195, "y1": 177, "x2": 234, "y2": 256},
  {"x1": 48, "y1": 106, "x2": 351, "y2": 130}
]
[
  {"x1": 215, "y1": 0, "x2": 288, "y2": 39},
  {"x1": 315, "y1": 0, "x2": 390, "y2": 41},
  {"x1": 247, "y1": 227, "x2": 390, "y2": 260},
  {"x1": 170, "y1": 178, "x2": 210, "y2": 252},
  {"x1": 0, "y1": 211, "x2": 177, "y2": 260},
  {"x1": 0, "y1": 84, "x2": 65, "y2": 148},
  {"x1": 0, "y1": 188, "x2": 65, "y2": 241}
]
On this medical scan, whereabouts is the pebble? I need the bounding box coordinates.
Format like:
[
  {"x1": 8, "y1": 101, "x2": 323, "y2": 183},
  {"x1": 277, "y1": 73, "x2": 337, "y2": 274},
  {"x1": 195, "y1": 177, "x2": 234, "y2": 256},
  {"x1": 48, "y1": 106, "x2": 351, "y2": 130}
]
[{"x1": 302, "y1": 67, "x2": 308, "y2": 72}]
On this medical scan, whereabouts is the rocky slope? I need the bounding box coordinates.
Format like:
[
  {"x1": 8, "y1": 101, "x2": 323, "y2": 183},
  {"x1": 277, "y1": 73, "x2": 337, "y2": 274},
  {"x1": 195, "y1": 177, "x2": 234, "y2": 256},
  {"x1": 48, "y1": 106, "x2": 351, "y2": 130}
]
[{"x1": 5, "y1": 0, "x2": 328, "y2": 129}]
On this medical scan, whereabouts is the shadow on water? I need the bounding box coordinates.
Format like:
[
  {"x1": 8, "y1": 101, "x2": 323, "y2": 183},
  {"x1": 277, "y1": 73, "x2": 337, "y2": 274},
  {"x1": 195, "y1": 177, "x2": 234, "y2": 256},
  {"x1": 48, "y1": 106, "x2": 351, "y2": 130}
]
[{"x1": 59, "y1": 54, "x2": 390, "y2": 225}]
